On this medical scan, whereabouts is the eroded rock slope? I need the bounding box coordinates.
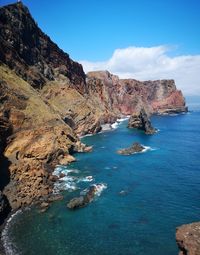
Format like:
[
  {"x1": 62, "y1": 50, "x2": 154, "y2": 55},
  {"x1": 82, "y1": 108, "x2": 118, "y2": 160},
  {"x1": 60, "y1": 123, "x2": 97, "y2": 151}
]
[{"x1": 0, "y1": 2, "x2": 187, "y2": 220}]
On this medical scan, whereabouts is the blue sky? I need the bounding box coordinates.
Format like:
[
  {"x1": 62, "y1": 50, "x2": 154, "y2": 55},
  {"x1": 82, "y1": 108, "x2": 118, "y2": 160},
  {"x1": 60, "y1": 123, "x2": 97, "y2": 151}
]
[{"x1": 1, "y1": 0, "x2": 200, "y2": 95}]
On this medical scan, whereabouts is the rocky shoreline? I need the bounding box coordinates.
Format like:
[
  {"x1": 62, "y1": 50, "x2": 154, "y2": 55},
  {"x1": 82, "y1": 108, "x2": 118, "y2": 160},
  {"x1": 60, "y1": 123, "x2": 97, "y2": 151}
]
[
  {"x1": 176, "y1": 222, "x2": 200, "y2": 255},
  {"x1": 0, "y1": 2, "x2": 190, "y2": 254}
]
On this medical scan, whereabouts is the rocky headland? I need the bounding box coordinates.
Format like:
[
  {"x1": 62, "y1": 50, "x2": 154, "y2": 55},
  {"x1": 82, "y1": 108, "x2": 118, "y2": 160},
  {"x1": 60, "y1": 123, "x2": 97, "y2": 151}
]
[{"x1": 0, "y1": 2, "x2": 190, "y2": 254}]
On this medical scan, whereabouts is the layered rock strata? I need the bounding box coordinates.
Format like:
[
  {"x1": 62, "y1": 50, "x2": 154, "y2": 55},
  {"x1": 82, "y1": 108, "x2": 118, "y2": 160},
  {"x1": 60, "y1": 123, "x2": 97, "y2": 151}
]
[
  {"x1": 0, "y1": 65, "x2": 88, "y2": 210},
  {"x1": 86, "y1": 72, "x2": 187, "y2": 116},
  {"x1": 0, "y1": 2, "x2": 86, "y2": 92},
  {"x1": 0, "y1": 2, "x2": 188, "y2": 223}
]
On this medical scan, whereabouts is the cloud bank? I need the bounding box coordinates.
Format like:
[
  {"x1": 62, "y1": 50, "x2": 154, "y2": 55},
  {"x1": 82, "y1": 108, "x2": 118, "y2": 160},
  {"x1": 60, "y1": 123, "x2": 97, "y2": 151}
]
[{"x1": 79, "y1": 46, "x2": 200, "y2": 96}]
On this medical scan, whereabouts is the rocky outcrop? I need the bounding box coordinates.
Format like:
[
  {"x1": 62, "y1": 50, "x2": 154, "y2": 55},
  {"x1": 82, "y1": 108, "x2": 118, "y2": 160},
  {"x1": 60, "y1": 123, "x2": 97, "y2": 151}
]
[
  {"x1": 0, "y1": 2, "x2": 188, "y2": 226},
  {"x1": 0, "y1": 65, "x2": 84, "y2": 210},
  {"x1": 128, "y1": 108, "x2": 156, "y2": 134},
  {"x1": 67, "y1": 185, "x2": 98, "y2": 209},
  {"x1": 117, "y1": 142, "x2": 145, "y2": 155},
  {"x1": 176, "y1": 222, "x2": 200, "y2": 255}
]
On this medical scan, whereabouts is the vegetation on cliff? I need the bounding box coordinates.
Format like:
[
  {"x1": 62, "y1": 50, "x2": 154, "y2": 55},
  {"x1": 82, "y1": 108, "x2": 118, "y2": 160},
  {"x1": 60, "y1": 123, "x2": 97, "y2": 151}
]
[{"x1": 0, "y1": 2, "x2": 187, "y2": 232}]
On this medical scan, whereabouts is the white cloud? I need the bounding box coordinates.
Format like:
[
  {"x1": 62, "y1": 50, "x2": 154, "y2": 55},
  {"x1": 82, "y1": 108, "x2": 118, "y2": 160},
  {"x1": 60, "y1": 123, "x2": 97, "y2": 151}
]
[{"x1": 79, "y1": 46, "x2": 200, "y2": 96}]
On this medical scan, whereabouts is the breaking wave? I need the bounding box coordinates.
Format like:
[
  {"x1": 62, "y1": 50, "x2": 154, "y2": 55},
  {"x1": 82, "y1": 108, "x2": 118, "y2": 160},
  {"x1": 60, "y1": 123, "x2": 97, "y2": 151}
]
[{"x1": 53, "y1": 166, "x2": 94, "y2": 193}]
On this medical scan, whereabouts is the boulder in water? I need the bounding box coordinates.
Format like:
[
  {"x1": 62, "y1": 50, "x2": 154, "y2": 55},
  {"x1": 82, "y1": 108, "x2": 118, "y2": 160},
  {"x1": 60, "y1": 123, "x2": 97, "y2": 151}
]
[
  {"x1": 67, "y1": 185, "x2": 98, "y2": 209},
  {"x1": 117, "y1": 142, "x2": 145, "y2": 155}
]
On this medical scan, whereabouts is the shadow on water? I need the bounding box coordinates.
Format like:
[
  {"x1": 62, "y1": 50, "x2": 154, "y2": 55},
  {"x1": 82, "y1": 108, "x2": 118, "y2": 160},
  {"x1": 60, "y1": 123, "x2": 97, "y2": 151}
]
[
  {"x1": 0, "y1": 154, "x2": 11, "y2": 191},
  {"x1": 0, "y1": 115, "x2": 12, "y2": 226},
  {"x1": 0, "y1": 154, "x2": 11, "y2": 225}
]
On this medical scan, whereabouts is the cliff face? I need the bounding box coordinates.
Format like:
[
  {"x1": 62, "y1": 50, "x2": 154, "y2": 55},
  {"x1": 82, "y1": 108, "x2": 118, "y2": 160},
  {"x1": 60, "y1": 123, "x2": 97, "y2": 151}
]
[
  {"x1": 86, "y1": 71, "x2": 187, "y2": 116},
  {"x1": 0, "y1": 2, "x2": 86, "y2": 93},
  {"x1": 0, "y1": 2, "x2": 187, "y2": 222},
  {"x1": 0, "y1": 65, "x2": 84, "y2": 209},
  {"x1": 176, "y1": 222, "x2": 200, "y2": 255}
]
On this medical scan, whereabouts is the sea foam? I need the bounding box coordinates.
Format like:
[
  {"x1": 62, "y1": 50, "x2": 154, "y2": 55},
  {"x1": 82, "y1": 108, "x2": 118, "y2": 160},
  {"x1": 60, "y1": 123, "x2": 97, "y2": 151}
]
[
  {"x1": 80, "y1": 183, "x2": 107, "y2": 197},
  {"x1": 53, "y1": 165, "x2": 94, "y2": 193},
  {"x1": 1, "y1": 210, "x2": 23, "y2": 255}
]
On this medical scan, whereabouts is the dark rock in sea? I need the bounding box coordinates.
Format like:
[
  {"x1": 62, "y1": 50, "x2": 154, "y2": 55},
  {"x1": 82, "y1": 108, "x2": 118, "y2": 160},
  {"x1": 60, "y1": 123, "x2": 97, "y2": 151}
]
[
  {"x1": 67, "y1": 185, "x2": 97, "y2": 209},
  {"x1": 59, "y1": 173, "x2": 66, "y2": 179},
  {"x1": 176, "y1": 222, "x2": 200, "y2": 255},
  {"x1": 128, "y1": 108, "x2": 156, "y2": 134},
  {"x1": 117, "y1": 142, "x2": 145, "y2": 155},
  {"x1": 67, "y1": 196, "x2": 85, "y2": 209}
]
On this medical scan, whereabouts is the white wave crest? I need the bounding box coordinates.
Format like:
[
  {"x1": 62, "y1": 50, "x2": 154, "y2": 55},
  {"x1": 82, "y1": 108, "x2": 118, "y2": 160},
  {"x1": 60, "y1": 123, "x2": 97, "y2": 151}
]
[
  {"x1": 78, "y1": 176, "x2": 94, "y2": 183},
  {"x1": 80, "y1": 183, "x2": 107, "y2": 197},
  {"x1": 1, "y1": 210, "x2": 23, "y2": 255},
  {"x1": 101, "y1": 124, "x2": 112, "y2": 131},
  {"x1": 79, "y1": 133, "x2": 93, "y2": 139},
  {"x1": 93, "y1": 183, "x2": 107, "y2": 197},
  {"x1": 140, "y1": 145, "x2": 158, "y2": 153},
  {"x1": 53, "y1": 166, "x2": 94, "y2": 193},
  {"x1": 117, "y1": 116, "x2": 129, "y2": 122},
  {"x1": 111, "y1": 122, "x2": 119, "y2": 129}
]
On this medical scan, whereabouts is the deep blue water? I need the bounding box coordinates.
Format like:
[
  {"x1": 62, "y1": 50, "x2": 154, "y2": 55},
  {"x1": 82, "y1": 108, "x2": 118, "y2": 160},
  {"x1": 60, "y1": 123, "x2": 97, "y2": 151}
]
[{"x1": 3, "y1": 106, "x2": 200, "y2": 255}]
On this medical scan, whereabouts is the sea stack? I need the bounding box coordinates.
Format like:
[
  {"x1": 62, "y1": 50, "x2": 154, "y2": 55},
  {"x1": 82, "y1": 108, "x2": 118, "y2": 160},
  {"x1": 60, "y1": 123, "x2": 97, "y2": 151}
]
[
  {"x1": 117, "y1": 142, "x2": 145, "y2": 155},
  {"x1": 0, "y1": 2, "x2": 187, "y2": 226},
  {"x1": 128, "y1": 108, "x2": 156, "y2": 134}
]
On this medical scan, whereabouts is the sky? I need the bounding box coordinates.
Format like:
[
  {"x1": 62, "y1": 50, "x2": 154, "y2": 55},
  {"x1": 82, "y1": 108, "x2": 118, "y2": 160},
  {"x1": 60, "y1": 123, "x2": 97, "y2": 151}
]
[{"x1": 1, "y1": 0, "x2": 200, "y2": 95}]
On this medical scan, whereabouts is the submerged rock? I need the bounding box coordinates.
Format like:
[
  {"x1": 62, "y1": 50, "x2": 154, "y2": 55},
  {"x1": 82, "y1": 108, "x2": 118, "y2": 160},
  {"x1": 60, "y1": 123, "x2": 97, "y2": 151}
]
[
  {"x1": 39, "y1": 201, "x2": 49, "y2": 213},
  {"x1": 176, "y1": 222, "x2": 200, "y2": 255},
  {"x1": 128, "y1": 108, "x2": 156, "y2": 134},
  {"x1": 117, "y1": 142, "x2": 145, "y2": 155}
]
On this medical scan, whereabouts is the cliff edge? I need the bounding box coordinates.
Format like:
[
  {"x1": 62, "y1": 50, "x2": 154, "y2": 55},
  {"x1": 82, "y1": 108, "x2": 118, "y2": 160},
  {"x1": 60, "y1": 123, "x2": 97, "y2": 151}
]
[{"x1": 0, "y1": 2, "x2": 188, "y2": 231}]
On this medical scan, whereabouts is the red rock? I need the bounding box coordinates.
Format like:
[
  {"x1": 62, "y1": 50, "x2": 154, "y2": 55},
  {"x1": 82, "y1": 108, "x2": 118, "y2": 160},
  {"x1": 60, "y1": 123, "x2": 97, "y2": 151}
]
[{"x1": 0, "y1": 3, "x2": 187, "y2": 221}]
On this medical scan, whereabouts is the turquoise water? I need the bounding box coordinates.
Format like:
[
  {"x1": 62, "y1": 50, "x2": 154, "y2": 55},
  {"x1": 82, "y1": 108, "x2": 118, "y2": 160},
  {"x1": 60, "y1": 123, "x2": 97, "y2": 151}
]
[{"x1": 3, "y1": 107, "x2": 200, "y2": 255}]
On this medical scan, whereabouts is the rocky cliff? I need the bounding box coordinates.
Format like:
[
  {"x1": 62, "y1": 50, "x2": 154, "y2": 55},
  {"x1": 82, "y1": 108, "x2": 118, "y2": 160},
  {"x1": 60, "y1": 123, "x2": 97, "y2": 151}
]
[
  {"x1": 0, "y1": 2, "x2": 187, "y2": 227},
  {"x1": 0, "y1": 2, "x2": 86, "y2": 92},
  {"x1": 176, "y1": 222, "x2": 200, "y2": 255},
  {"x1": 0, "y1": 65, "x2": 87, "y2": 210},
  {"x1": 87, "y1": 71, "x2": 187, "y2": 116}
]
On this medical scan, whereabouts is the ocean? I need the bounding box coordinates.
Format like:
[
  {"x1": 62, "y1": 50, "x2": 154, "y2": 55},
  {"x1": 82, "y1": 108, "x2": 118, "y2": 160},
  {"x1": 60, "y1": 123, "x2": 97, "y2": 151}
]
[{"x1": 2, "y1": 99, "x2": 200, "y2": 255}]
